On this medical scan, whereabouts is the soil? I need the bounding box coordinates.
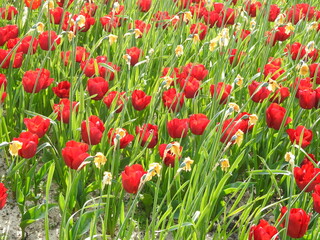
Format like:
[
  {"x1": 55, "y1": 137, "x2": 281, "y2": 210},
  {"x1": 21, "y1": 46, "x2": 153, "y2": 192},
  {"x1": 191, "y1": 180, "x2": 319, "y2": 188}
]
[{"x1": 0, "y1": 153, "x2": 60, "y2": 240}]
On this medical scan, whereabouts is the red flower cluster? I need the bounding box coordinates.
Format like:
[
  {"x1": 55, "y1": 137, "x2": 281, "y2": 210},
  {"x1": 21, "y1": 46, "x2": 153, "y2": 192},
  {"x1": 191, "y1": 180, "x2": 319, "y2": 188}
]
[
  {"x1": 53, "y1": 99, "x2": 79, "y2": 124},
  {"x1": 80, "y1": 56, "x2": 120, "y2": 80},
  {"x1": 287, "y1": 4, "x2": 316, "y2": 24},
  {"x1": 0, "y1": 6, "x2": 18, "y2": 20},
  {"x1": 24, "y1": 115, "x2": 50, "y2": 138},
  {"x1": 287, "y1": 125, "x2": 313, "y2": 148},
  {"x1": 249, "y1": 219, "x2": 278, "y2": 240},
  {"x1": 293, "y1": 77, "x2": 320, "y2": 109},
  {"x1": 103, "y1": 91, "x2": 126, "y2": 113},
  {"x1": 0, "y1": 25, "x2": 18, "y2": 46},
  {"x1": 159, "y1": 142, "x2": 183, "y2": 166},
  {"x1": 219, "y1": 112, "x2": 253, "y2": 144},
  {"x1": 285, "y1": 42, "x2": 318, "y2": 62},
  {"x1": 294, "y1": 156, "x2": 320, "y2": 192}
]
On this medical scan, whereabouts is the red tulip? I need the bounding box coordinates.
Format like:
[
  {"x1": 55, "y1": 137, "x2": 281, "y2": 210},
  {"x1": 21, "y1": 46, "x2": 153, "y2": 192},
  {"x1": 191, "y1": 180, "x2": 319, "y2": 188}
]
[
  {"x1": 268, "y1": 4, "x2": 280, "y2": 22},
  {"x1": 126, "y1": 47, "x2": 143, "y2": 66},
  {"x1": 53, "y1": 99, "x2": 79, "y2": 124},
  {"x1": 245, "y1": 1, "x2": 262, "y2": 17},
  {"x1": 81, "y1": 115, "x2": 105, "y2": 145},
  {"x1": 7, "y1": 36, "x2": 38, "y2": 55},
  {"x1": 228, "y1": 49, "x2": 245, "y2": 66},
  {"x1": 100, "y1": 15, "x2": 121, "y2": 32},
  {"x1": 135, "y1": 124, "x2": 158, "y2": 148},
  {"x1": 49, "y1": 7, "x2": 64, "y2": 24},
  {"x1": 266, "y1": 103, "x2": 291, "y2": 130},
  {"x1": 234, "y1": 29, "x2": 251, "y2": 41},
  {"x1": 52, "y1": 81, "x2": 70, "y2": 98},
  {"x1": 0, "y1": 73, "x2": 7, "y2": 90},
  {"x1": 121, "y1": 164, "x2": 147, "y2": 194},
  {"x1": 80, "y1": 2, "x2": 98, "y2": 16},
  {"x1": 269, "y1": 87, "x2": 290, "y2": 103},
  {"x1": 137, "y1": 0, "x2": 151, "y2": 12},
  {"x1": 24, "y1": 0, "x2": 42, "y2": 9},
  {"x1": 293, "y1": 77, "x2": 313, "y2": 98},
  {"x1": 61, "y1": 141, "x2": 90, "y2": 170},
  {"x1": 266, "y1": 26, "x2": 292, "y2": 46},
  {"x1": 190, "y1": 23, "x2": 208, "y2": 41},
  {"x1": 189, "y1": 114, "x2": 210, "y2": 135},
  {"x1": 182, "y1": 63, "x2": 208, "y2": 81},
  {"x1": 87, "y1": 77, "x2": 109, "y2": 100},
  {"x1": 279, "y1": 206, "x2": 310, "y2": 238},
  {"x1": 284, "y1": 42, "x2": 307, "y2": 60},
  {"x1": 287, "y1": 125, "x2": 313, "y2": 148},
  {"x1": 22, "y1": 68, "x2": 54, "y2": 93},
  {"x1": 1, "y1": 25, "x2": 19, "y2": 46},
  {"x1": 0, "y1": 49, "x2": 23, "y2": 69},
  {"x1": 129, "y1": 20, "x2": 151, "y2": 37},
  {"x1": 80, "y1": 57, "x2": 119, "y2": 80},
  {"x1": 263, "y1": 63, "x2": 285, "y2": 81},
  {"x1": 61, "y1": 46, "x2": 89, "y2": 66},
  {"x1": 162, "y1": 88, "x2": 185, "y2": 112},
  {"x1": 62, "y1": 13, "x2": 95, "y2": 33},
  {"x1": 131, "y1": 90, "x2": 151, "y2": 111},
  {"x1": 167, "y1": 118, "x2": 189, "y2": 138},
  {"x1": 0, "y1": 92, "x2": 6, "y2": 104},
  {"x1": 298, "y1": 89, "x2": 317, "y2": 109},
  {"x1": 189, "y1": 4, "x2": 207, "y2": 19},
  {"x1": 316, "y1": 88, "x2": 320, "y2": 108},
  {"x1": 312, "y1": 184, "x2": 320, "y2": 213},
  {"x1": 99, "y1": 62, "x2": 120, "y2": 80},
  {"x1": 287, "y1": 4, "x2": 315, "y2": 24},
  {"x1": 0, "y1": 183, "x2": 8, "y2": 210},
  {"x1": 38, "y1": 31, "x2": 61, "y2": 51},
  {"x1": 56, "y1": 0, "x2": 74, "y2": 7},
  {"x1": 294, "y1": 161, "x2": 320, "y2": 192},
  {"x1": 0, "y1": 6, "x2": 18, "y2": 20},
  {"x1": 210, "y1": 82, "x2": 232, "y2": 104},
  {"x1": 249, "y1": 219, "x2": 278, "y2": 240},
  {"x1": 13, "y1": 131, "x2": 39, "y2": 159},
  {"x1": 219, "y1": 112, "x2": 253, "y2": 144},
  {"x1": 248, "y1": 81, "x2": 271, "y2": 103},
  {"x1": 159, "y1": 142, "x2": 182, "y2": 166},
  {"x1": 152, "y1": 11, "x2": 171, "y2": 29},
  {"x1": 24, "y1": 115, "x2": 50, "y2": 138},
  {"x1": 179, "y1": 77, "x2": 201, "y2": 99},
  {"x1": 203, "y1": 11, "x2": 222, "y2": 28},
  {"x1": 300, "y1": 154, "x2": 318, "y2": 166},
  {"x1": 108, "y1": 128, "x2": 134, "y2": 149},
  {"x1": 309, "y1": 63, "x2": 320, "y2": 84},
  {"x1": 103, "y1": 91, "x2": 126, "y2": 113}
]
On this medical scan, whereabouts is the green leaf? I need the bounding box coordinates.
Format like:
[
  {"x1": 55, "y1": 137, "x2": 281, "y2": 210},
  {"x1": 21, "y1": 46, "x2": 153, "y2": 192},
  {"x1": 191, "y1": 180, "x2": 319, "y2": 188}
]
[
  {"x1": 20, "y1": 204, "x2": 57, "y2": 229},
  {"x1": 247, "y1": 170, "x2": 292, "y2": 176},
  {"x1": 72, "y1": 209, "x2": 104, "y2": 237}
]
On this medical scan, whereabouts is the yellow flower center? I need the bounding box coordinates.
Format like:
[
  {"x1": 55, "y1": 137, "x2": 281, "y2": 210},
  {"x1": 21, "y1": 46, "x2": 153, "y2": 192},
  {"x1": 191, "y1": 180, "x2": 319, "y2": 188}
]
[{"x1": 9, "y1": 141, "x2": 23, "y2": 156}]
